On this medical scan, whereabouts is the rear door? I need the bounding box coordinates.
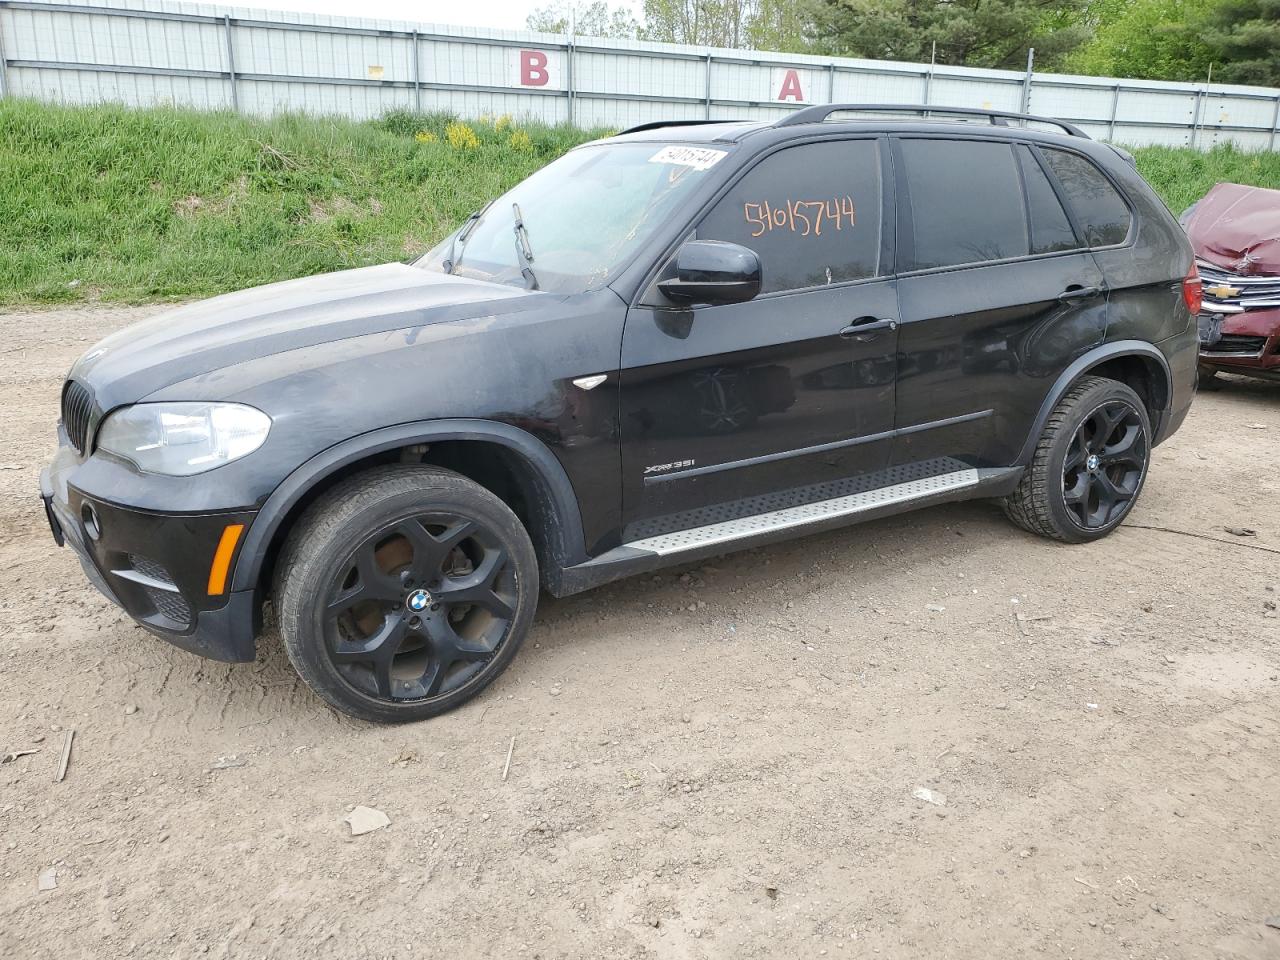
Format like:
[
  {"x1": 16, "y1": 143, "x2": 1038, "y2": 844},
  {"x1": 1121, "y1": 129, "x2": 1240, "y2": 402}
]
[
  {"x1": 891, "y1": 136, "x2": 1108, "y2": 468},
  {"x1": 618, "y1": 137, "x2": 898, "y2": 537}
]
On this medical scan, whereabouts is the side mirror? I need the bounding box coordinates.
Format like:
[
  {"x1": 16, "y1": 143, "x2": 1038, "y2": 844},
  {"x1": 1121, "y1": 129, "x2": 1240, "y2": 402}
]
[{"x1": 658, "y1": 240, "x2": 761, "y2": 306}]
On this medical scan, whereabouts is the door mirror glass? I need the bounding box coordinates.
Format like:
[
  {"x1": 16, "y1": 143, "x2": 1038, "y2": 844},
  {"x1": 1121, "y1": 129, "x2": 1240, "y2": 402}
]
[{"x1": 658, "y1": 240, "x2": 762, "y2": 305}]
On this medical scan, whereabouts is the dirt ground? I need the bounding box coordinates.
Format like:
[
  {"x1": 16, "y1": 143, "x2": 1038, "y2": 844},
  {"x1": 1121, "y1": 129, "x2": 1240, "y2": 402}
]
[{"x1": 2, "y1": 305, "x2": 1279, "y2": 960}]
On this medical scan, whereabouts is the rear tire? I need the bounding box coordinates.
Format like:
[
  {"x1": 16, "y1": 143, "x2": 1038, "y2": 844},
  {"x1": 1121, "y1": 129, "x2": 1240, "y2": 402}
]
[
  {"x1": 1002, "y1": 376, "x2": 1151, "y2": 543},
  {"x1": 273, "y1": 465, "x2": 538, "y2": 723}
]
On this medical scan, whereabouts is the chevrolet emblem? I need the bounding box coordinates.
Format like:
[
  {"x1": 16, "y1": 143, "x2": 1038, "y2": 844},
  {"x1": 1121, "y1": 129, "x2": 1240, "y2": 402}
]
[{"x1": 1204, "y1": 283, "x2": 1241, "y2": 298}]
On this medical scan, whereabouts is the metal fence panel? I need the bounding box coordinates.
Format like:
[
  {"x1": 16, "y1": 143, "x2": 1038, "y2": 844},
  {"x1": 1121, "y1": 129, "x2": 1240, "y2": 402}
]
[
  {"x1": 831, "y1": 69, "x2": 924, "y2": 106},
  {"x1": 1, "y1": 0, "x2": 1278, "y2": 151}
]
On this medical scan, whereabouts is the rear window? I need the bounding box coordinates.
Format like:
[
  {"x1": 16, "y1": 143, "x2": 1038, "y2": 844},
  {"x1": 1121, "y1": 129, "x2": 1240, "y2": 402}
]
[
  {"x1": 900, "y1": 139, "x2": 1028, "y2": 270},
  {"x1": 1017, "y1": 145, "x2": 1079, "y2": 255},
  {"x1": 1038, "y1": 148, "x2": 1132, "y2": 247}
]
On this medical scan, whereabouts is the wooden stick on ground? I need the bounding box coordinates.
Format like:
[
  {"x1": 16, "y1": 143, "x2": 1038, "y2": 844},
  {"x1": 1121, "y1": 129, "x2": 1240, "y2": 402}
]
[
  {"x1": 54, "y1": 728, "x2": 74, "y2": 783},
  {"x1": 501, "y1": 736, "x2": 515, "y2": 782}
]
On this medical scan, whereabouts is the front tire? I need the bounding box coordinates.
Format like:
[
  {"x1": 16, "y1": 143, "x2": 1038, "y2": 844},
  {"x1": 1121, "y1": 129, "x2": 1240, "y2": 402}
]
[
  {"x1": 1003, "y1": 376, "x2": 1151, "y2": 543},
  {"x1": 273, "y1": 465, "x2": 538, "y2": 723}
]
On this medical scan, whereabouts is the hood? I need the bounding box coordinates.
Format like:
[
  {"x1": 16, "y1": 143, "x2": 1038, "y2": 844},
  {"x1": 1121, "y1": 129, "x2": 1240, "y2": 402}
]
[
  {"x1": 1184, "y1": 182, "x2": 1280, "y2": 276},
  {"x1": 70, "y1": 263, "x2": 549, "y2": 410}
]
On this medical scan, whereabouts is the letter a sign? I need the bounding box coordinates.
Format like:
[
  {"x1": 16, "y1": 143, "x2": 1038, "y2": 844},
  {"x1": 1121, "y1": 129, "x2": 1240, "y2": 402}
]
[{"x1": 777, "y1": 69, "x2": 805, "y2": 102}]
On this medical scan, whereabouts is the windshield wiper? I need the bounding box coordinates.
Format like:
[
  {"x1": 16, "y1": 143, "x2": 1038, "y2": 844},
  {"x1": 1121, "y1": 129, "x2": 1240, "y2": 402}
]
[
  {"x1": 443, "y1": 200, "x2": 492, "y2": 274},
  {"x1": 512, "y1": 202, "x2": 539, "y2": 290}
]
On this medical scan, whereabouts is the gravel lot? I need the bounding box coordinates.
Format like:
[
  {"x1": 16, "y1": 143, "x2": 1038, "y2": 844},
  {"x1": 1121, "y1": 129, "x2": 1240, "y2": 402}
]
[{"x1": 2, "y1": 305, "x2": 1279, "y2": 960}]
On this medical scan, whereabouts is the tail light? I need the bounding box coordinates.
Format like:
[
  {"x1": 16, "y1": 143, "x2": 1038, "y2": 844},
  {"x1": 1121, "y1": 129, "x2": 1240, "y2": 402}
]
[{"x1": 1183, "y1": 262, "x2": 1203, "y2": 315}]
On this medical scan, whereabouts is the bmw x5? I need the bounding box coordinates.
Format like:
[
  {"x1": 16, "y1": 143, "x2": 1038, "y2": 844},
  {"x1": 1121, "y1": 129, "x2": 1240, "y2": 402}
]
[{"x1": 41, "y1": 104, "x2": 1199, "y2": 722}]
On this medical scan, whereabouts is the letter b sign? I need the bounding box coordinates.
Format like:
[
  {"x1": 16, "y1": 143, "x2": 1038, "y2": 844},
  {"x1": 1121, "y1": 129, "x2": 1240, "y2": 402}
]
[
  {"x1": 515, "y1": 49, "x2": 561, "y2": 88},
  {"x1": 522, "y1": 50, "x2": 549, "y2": 86}
]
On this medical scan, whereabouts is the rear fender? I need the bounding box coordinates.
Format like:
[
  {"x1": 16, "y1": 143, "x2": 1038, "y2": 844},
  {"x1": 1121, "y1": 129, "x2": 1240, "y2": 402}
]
[{"x1": 1015, "y1": 340, "x2": 1172, "y2": 465}]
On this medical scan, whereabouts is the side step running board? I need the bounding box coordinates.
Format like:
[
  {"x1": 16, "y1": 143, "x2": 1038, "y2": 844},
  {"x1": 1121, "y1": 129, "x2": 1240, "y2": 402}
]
[{"x1": 626, "y1": 467, "x2": 979, "y2": 556}]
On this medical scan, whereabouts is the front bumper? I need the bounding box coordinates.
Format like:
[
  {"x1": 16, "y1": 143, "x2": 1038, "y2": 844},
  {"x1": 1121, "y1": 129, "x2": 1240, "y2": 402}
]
[
  {"x1": 40, "y1": 446, "x2": 260, "y2": 662},
  {"x1": 1198, "y1": 305, "x2": 1280, "y2": 378}
]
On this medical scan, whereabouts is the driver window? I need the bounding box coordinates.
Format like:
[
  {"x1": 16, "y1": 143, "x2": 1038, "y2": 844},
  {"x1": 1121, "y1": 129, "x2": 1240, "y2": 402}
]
[{"x1": 695, "y1": 139, "x2": 883, "y2": 295}]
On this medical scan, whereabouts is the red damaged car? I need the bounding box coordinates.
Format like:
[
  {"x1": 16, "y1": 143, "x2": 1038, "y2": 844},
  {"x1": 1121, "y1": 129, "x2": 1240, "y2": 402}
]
[{"x1": 1185, "y1": 182, "x2": 1280, "y2": 384}]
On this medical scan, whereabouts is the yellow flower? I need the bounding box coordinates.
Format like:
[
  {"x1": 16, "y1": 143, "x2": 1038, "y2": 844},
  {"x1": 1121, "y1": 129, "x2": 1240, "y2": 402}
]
[
  {"x1": 494, "y1": 114, "x2": 513, "y2": 132},
  {"x1": 508, "y1": 130, "x2": 533, "y2": 152},
  {"x1": 414, "y1": 130, "x2": 438, "y2": 144},
  {"x1": 445, "y1": 121, "x2": 480, "y2": 150}
]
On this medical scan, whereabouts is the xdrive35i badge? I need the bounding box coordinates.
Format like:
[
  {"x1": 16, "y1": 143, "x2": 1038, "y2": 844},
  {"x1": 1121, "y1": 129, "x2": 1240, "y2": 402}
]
[{"x1": 643, "y1": 459, "x2": 696, "y2": 475}]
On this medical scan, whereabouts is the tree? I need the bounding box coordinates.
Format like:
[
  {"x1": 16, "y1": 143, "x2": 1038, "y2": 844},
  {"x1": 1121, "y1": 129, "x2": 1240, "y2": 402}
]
[
  {"x1": 640, "y1": 0, "x2": 757, "y2": 48},
  {"x1": 1205, "y1": 0, "x2": 1280, "y2": 86},
  {"x1": 747, "y1": 0, "x2": 825, "y2": 51},
  {"x1": 526, "y1": 1, "x2": 640, "y2": 38},
  {"x1": 809, "y1": 0, "x2": 1091, "y2": 70},
  {"x1": 1067, "y1": 0, "x2": 1217, "y2": 81}
]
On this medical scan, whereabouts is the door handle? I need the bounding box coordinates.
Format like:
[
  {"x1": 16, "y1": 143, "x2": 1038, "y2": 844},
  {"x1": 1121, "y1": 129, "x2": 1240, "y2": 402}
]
[
  {"x1": 839, "y1": 317, "x2": 898, "y2": 341},
  {"x1": 1058, "y1": 285, "x2": 1104, "y2": 302}
]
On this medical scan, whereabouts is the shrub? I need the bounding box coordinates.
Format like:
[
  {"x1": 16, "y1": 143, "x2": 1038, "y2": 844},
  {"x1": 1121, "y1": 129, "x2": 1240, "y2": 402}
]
[{"x1": 445, "y1": 121, "x2": 480, "y2": 150}]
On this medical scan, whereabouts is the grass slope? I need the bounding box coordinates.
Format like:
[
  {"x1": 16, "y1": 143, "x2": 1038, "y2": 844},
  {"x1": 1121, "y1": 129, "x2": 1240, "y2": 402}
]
[
  {"x1": 0, "y1": 101, "x2": 599, "y2": 305},
  {"x1": 2, "y1": 99, "x2": 1280, "y2": 306}
]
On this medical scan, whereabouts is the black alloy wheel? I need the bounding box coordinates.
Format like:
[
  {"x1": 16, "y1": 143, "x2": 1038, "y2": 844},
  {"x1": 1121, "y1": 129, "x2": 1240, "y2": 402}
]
[
  {"x1": 1002, "y1": 375, "x2": 1152, "y2": 543},
  {"x1": 325, "y1": 513, "x2": 516, "y2": 702},
  {"x1": 1060, "y1": 399, "x2": 1148, "y2": 530},
  {"x1": 275, "y1": 465, "x2": 538, "y2": 723}
]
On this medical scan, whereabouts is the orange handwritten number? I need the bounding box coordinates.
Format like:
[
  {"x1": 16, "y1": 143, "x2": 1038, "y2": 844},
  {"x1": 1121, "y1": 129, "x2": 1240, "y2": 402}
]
[{"x1": 740, "y1": 194, "x2": 857, "y2": 236}]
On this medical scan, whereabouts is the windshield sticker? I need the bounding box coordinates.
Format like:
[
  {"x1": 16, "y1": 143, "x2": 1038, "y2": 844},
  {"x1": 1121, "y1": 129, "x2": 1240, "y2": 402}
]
[
  {"x1": 744, "y1": 196, "x2": 855, "y2": 238},
  {"x1": 649, "y1": 145, "x2": 727, "y2": 171}
]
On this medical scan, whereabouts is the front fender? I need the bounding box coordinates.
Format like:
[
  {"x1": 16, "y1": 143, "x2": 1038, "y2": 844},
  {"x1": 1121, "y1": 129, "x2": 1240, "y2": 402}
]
[{"x1": 229, "y1": 418, "x2": 589, "y2": 595}]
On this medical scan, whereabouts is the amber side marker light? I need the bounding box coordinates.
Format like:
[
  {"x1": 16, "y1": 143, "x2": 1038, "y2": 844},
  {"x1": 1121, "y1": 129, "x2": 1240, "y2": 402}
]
[{"x1": 207, "y1": 523, "x2": 245, "y2": 596}]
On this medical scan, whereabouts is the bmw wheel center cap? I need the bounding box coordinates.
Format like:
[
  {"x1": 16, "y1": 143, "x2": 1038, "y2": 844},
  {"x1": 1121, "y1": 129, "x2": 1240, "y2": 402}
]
[
  {"x1": 1086, "y1": 454, "x2": 1100, "y2": 472},
  {"x1": 406, "y1": 588, "x2": 433, "y2": 612}
]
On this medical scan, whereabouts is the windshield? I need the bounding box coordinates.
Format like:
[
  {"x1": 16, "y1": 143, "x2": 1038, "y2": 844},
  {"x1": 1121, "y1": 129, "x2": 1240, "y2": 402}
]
[{"x1": 417, "y1": 142, "x2": 732, "y2": 294}]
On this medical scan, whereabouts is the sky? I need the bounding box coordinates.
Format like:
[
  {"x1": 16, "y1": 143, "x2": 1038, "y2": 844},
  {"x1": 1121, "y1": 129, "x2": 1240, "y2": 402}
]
[{"x1": 233, "y1": 0, "x2": 641, "y2": 32}]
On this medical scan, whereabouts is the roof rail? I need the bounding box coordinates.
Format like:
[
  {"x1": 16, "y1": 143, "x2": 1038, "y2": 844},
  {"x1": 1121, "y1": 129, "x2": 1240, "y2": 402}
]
[
  {"x1": 617, "y1": 119, "x2": 743, "y2": 136},
  {"x1": 773, "y1": 103, "x2": 1090, "y2": 139}
]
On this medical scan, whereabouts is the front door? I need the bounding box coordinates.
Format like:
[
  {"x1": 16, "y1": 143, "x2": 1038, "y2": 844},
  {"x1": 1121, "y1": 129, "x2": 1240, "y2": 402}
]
[{"x1": 618, "y1": 137, "x2": 899, "y2": 539}]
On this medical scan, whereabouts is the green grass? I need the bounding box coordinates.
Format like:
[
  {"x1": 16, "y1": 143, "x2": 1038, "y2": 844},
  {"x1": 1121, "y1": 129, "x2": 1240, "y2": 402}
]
[
  {"x1": 0, "y1": 100, "x2": 601, "y2": 305},
  {"x1": 2, "y1": 98, "x2": 1280, "y2": 306},
  {"x1": 1132, "y1": 143, "x2": 1280, "y2": 214}
]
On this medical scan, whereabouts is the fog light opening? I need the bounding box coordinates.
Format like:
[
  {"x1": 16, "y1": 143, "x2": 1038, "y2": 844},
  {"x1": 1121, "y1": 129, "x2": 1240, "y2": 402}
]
[{"x1": 81, "y1": 502, "x2": 101, "y2": 541}]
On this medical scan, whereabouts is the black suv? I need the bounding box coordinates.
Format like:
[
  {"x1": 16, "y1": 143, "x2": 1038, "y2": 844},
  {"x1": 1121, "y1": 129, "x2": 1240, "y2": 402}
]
[{"x1": 41, "y1": 104, "x2": 1199, "y2": 722}]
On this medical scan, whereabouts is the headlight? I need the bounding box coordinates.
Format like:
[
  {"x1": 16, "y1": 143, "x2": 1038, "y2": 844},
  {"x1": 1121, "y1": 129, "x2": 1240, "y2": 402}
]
[{"x1": 97, "y1": 402, "x2": 271, "y2": 476}]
